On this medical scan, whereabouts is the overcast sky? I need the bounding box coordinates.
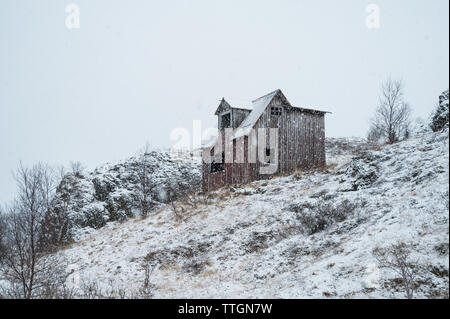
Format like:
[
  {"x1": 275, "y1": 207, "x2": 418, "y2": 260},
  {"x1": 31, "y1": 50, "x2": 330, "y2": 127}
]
[{"x1": 0, "y1": 0, "x2": 448, "y2": 204}]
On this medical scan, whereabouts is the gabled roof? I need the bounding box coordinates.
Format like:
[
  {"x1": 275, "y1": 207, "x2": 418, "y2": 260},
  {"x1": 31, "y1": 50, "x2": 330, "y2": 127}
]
[
  {"x1": 233, "y1": 89, "x2": 289, "y2": 138},
  {"x1": 222, "y1": 99, "x2": 253, "y2": 111},
  {"x1": 214, "y1": 98, "x2": 253, "y2": 115},
  {"x1": 214, "y1": 99, "x2": 231, "y2": 115}
]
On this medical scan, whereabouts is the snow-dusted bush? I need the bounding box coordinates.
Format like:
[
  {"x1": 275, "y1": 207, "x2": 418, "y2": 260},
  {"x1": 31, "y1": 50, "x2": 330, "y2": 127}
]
[
  {"x1": 338, "y1": 151, "x2": 379, "y2": 192},
  {"x1": 434, "y1": 242, "x2": 449, "y2": 256},
  {"x1": 410, "y1": 117, "x2": 431, "y2": 137},
  {"x1": 144, "y1": 240, "x2": 211, "y2": 274},
  {"x1": 245, "y1": 231, "x2": 272, "y2": 253},
  {"x1": 182, "y1": 258, "x2": 209, "y2": 275},
  {"x1": 288, "y1": 199, "x2": 359, "y2": 235},
  {"x1": 430, "y1": 90, "x2": 449, "y2": 132}
]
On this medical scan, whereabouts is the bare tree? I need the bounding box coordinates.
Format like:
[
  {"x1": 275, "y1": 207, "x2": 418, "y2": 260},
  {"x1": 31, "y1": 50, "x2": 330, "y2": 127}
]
[
  {"x1": 373, "y1": 242, "x2": 420, "y2": 299},
  {"x1": 70, "y1": 161, "x2": 85, "y2": 178},
  {"x1": 0, "y1": 163, "x2": 63, "y2": 298},
  {"x1": 178, "y1": 165, "x2": 202, "y2": 209},
  {"x1": 41, "y1": 166, "x2": 74, "y2": 248},
  {"x1": 139, "y1": 260, "x2": 154, "y2": 298},
  {"x1": 0, "y1": 208, "x2": 6, "y2": 262},
  {"x1": 163, "y1": 163, "x2": 202, "y2": 221},
  {"x1": 165, "y1": 181, "x2": 183, "y2": 221},
  {"x1": 368, "y1": 78, "x2": 412, "y2": 144}
]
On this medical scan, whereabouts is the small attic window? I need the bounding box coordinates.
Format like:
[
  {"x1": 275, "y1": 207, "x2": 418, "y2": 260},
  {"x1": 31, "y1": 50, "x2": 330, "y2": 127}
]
[
  {"x1": 271, "y1": 107, "x2": 282, "y2": 116},
  {"x1": 220, "y1": 113, "x2": 231, "y2": 129}
]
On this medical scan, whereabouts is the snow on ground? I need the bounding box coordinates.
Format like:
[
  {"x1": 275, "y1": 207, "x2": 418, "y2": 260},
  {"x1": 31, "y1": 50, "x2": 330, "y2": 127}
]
[{"x1": 60, "y1": 131, "x2": 449, "y2": 298}]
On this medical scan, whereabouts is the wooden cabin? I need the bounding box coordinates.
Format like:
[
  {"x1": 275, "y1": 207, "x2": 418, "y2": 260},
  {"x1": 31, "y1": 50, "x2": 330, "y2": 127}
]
[{"x1": 202, "y1": 89, "x2": 328, "y2": 192}]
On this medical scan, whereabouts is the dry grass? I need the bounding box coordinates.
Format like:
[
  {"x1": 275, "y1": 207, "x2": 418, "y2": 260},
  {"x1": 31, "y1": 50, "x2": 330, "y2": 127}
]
[
  {"x1": 192, "y1": 282, "x2": 204, "y2": 288},
  {"x1": 129, "y1": 257, "x2": 138, "y2": 263},
  {"x1": 326, "y1": 162, "x2": 338, "y2": 171},
  {"x1": 200, "y1": 269, "x2": 219, "y2": 278},
  {"x1": 159, "y1": 263, "x2": 180, "y2": 272}
]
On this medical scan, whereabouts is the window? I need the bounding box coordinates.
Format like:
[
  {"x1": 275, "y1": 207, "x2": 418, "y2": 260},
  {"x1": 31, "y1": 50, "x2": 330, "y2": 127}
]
[
  {"x1": 264, "y1": 148, "x2": 271, "y2": 164},
  {"x1": 221, "y1": 113, "x2": 231, "y2": 128},
  {"x1": 271, "y1": 107, "x2": 282, "y2": 116},
  {"x1": 210, "y1": 152, "x2": 225, "y2": 173}
]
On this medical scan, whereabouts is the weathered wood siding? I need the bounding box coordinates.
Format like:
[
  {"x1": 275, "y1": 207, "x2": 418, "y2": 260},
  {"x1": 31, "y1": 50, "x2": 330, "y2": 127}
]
[
  {"x1": 232, "y1": 109, "x2": 251, "y2": 128},
  {"x1": 203, "y1": 94, "x2": 326, "y2": 192}
]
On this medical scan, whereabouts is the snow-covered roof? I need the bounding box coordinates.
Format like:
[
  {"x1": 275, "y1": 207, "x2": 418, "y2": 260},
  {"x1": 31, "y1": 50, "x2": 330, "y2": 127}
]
[
  {"x1": 223, "y1": 98, "x2": 253, "y2": 111},
  {"x1": 214, "y1": 98, "x2": 253, "y2": 116},
  {"x1": 201, "y1": 134, "x2": 218, "y2": 149},
  {"x1": 233, "y1": 90, "x2": 282, "y2": 139}
]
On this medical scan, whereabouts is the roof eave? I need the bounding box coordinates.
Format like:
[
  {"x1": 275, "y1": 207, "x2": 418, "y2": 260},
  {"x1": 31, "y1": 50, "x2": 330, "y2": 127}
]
[{"x1": 291, "y1": 106, "x2": 332, "y2": 114}]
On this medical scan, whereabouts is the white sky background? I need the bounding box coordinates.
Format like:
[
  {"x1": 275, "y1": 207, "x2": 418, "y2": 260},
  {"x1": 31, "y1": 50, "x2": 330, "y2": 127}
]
[{"x1": 0, "y1": 0, "x2": 449, "y2": 204}]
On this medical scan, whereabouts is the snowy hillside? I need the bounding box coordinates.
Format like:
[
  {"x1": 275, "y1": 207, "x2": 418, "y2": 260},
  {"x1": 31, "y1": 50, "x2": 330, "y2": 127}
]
[
  {"x1": 59, "y1": 130, "x2": 449, "y2": 299},
  {"x1": 51, "y1": 150, "x2": 201, "y2": 242}
]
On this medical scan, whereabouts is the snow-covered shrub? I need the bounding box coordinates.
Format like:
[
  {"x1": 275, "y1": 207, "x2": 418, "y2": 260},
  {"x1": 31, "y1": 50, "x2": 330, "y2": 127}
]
[
  {"x1": 367, "y1": 125, "x2": 384, "y2": 144},
  {"x1": 182, "y1": 258, "x2": 209, "y2": 275},
  {"x1": 410, "y1": 117, "x2": 431, "y2": 137},
  {"x1": 91, "y1": 173, "x2": 135, "y2": 222},
  {"x1": 50, "y1": 172, "x2": 104, "y2": 241},
  {"x1": 434, "y1": 243, "x2": 449, "y2": 256},
  {"x1": 338, "y1": 151, "x2": 379, "y2": 191},
  {"x1": 288, "y1": 199, "x2": 359, "y2": 235},
  {"x1": 78, "y1": 204, "x2": 107, "y2": 229},
  {"x1": 145, "y1": 240, "x2": 211, "y2": 269},
  {"x1": 430, "y1": 90, "x2": 449, "y2": 132},
  {"x1": 245, "y1": 231, "x2": 272, "y2": 253}
]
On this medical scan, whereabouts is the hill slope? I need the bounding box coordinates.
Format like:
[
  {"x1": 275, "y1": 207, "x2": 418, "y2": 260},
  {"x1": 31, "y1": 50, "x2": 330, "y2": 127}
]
[
  {"x1": 51, "y1": 150, "x2": 201, "y2": 241},
  {"x1": 60, "y1": 131, "x2": 449, "y2": 298}
]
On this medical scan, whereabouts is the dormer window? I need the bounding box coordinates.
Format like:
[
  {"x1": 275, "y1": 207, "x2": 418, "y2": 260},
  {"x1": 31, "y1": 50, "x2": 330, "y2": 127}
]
[
  {"x1": 220, "y1": 113, "x2": 231, "y2": 129},
  {"x1": 271, "y1": 107, "x2": 282, "y2": 116}
]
